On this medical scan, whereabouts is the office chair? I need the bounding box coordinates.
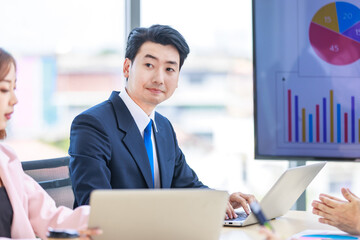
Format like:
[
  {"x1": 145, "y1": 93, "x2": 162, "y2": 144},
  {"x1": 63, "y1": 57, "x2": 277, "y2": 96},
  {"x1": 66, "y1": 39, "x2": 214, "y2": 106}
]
[{"x1": 21, "y1": 156, "x2": 74, "y2": 209}]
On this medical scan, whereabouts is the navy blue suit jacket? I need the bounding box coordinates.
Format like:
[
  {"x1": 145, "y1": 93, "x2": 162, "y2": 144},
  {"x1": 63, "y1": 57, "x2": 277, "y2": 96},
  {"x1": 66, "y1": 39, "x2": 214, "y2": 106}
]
[{"x1": 69, "y1": 91, "x2": 207, "y2": 207}]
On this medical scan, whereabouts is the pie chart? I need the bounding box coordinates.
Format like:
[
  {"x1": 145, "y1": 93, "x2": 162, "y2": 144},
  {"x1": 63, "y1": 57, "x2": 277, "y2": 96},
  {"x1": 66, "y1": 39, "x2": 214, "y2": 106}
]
[{"x1": 309, "y1": 2, "x2": 360, "y2": 65}]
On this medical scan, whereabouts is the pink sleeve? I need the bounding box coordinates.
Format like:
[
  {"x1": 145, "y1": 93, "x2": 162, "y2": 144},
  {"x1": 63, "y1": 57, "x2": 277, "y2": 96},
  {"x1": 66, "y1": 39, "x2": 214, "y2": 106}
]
[{"x1": 23, "y1": 171, "x2": 89, "y2": 239}]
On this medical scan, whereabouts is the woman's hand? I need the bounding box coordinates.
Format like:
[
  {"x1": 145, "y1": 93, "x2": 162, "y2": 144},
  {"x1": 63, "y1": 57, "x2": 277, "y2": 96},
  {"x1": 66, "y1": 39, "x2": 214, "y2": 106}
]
[
  {"x1": 312, "y1": 188, "x2": 360, "y2": 235},
  {"x1": 259, "y1": 227, "x2": 282, "y2": 240},
  {"x1": 79, "y1": 228, "x2": 102, "y2": 240}
]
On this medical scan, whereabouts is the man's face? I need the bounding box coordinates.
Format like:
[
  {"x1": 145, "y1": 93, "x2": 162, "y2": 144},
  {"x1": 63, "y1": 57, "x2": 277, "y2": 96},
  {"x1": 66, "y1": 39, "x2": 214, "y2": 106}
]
[{"x1": 123, "y1": 41, "x2": 180, "y2": 115}]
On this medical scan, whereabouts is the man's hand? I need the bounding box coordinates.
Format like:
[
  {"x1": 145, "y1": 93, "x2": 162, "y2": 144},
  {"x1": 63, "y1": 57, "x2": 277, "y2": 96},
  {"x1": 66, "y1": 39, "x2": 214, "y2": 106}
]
[
  {"x1": 312, "y1": 188, "x2": 360, "y2": 235},
  {"x1": 225, "y1": 192, "x2": 256, "y2": 219}
]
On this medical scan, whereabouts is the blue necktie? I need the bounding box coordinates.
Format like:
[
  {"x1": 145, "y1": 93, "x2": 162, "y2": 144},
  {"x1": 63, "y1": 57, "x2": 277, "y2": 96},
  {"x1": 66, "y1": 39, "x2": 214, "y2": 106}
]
[{"x1": 144, "y1": 120, "x2": 154, "y2": 188}]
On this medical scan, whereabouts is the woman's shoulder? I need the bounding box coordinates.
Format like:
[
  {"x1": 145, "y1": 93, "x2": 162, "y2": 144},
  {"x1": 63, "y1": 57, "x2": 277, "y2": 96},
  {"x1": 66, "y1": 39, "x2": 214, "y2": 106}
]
[{"x1": 0, "y1": 142, "x2": 19, "y2": 163}]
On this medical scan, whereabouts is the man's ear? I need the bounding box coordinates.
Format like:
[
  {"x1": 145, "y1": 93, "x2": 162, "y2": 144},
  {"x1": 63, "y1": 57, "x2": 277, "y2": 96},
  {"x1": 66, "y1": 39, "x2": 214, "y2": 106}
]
[{"x1": 123, "y1": 58, "x2": 131, "y2": 78}]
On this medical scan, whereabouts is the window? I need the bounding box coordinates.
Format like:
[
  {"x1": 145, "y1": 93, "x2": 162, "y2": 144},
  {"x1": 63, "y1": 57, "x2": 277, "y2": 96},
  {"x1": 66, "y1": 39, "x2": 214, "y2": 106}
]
[{"x1": 2, "y1": 0, "x2": 125, "y2": 160}]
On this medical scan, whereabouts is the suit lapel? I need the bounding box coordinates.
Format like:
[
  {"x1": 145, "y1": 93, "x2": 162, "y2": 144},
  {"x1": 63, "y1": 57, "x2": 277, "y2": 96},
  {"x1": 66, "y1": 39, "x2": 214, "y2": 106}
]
[
  {"x1": 109, "y1": 91, "x2": 153, "y2": 188},
  {"x1": 154, "y1": 114, "x2": 173, "y2": 188}
]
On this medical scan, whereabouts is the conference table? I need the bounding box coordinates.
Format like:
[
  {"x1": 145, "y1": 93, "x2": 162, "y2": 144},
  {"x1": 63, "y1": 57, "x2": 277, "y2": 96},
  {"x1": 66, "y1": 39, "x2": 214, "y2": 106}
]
[{"x1": 220, "y1": 210, "x2": 340, "y2": 240}]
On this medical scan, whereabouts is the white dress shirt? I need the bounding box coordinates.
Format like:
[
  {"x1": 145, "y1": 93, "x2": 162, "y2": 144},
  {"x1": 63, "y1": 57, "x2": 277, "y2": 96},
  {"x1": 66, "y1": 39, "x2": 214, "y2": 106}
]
[{"x1": 119, "y1": 89, "x2": 161, "y2": 188}]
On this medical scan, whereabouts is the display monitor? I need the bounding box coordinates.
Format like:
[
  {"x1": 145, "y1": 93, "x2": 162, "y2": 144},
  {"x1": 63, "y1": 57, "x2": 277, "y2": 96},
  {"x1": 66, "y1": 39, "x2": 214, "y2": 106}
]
[{"x1": 253, "y1": 0, "x2": 360, "y2": 160}]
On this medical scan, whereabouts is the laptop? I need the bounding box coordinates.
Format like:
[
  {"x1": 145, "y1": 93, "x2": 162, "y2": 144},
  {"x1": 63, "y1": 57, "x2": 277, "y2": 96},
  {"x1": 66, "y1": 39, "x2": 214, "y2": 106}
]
[
  {"x1": 88, "y1": 189, "x2": 229, "y2": 240},
  {"x1": 224, "y1": 162, "x2": 326, "y2": 226}
]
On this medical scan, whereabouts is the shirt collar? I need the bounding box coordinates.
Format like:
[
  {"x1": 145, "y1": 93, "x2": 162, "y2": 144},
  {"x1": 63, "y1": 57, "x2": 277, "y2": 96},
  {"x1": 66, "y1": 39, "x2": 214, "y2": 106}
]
[{"x1": 119, "y1": 89, "x2": 158, "y2": 133}]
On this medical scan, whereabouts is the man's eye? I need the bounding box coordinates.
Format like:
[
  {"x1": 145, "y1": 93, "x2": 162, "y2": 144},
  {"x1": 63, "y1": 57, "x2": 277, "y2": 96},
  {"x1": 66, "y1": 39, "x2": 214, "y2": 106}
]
[
  {"x1": 145, "y1": 63, "x2": 153, "y2": 68},
  {"x1": 167, "y1": 68, "x2": 175, "y2": 72}
]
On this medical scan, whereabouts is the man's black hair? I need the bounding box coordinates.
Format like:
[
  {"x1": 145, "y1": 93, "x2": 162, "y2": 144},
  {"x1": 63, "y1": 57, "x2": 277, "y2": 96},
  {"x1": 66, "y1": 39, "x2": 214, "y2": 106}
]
[{"x1": 125, "y1": 24, "x2": 190, "y2": 69}]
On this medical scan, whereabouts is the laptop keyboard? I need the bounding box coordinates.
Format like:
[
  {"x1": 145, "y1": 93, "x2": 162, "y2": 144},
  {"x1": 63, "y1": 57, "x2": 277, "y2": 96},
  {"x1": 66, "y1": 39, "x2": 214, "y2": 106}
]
[{"x1": 233, "y1": 211, "x2": 248, "y2": 221}]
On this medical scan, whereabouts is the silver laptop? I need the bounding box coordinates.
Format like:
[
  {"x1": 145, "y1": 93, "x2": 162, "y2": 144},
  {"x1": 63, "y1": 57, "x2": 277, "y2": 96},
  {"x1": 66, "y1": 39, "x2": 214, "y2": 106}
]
[
  {"x1": 88, "y1": 189, "x2": 229, "y2": 240},
  {"x1": 224, "y1": 162, "x2": 326, "y2": 226}
]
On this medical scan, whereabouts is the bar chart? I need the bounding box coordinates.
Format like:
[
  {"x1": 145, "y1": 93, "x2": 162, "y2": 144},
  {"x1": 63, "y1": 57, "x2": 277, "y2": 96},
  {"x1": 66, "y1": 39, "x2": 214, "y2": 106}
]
[
  {"x1": 287, "y1": 89, "x2": 357, "y2": 144},
  {"x1": 276, "y1": 72, "x2": 360, "y2": 154}
]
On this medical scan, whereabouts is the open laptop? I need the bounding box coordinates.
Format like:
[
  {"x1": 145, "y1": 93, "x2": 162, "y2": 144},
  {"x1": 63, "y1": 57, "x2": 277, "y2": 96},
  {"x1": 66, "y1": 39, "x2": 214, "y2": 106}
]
[
  {"x1": 88, "y1": 189, "x2": 229, "y2": 240},
  {"x1": 224, "y1": 162, "x2": 326, "y2": 226}
]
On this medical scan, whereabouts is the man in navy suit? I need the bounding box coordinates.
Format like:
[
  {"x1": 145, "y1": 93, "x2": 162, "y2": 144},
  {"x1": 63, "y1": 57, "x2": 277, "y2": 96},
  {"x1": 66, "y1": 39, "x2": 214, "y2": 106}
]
[{"x1": 69, "y1": 24, "x2": 254, "y2": 219}]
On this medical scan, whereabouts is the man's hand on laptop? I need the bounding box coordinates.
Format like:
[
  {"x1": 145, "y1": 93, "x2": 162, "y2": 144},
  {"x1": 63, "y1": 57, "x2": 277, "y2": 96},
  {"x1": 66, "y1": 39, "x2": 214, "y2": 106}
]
[{"x1": 225, "y1": 192, "x2": 256, "y2": 219}]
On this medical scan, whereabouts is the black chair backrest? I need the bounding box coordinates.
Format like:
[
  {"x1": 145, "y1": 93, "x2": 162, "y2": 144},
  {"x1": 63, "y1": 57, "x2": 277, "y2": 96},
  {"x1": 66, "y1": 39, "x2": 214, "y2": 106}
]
[{"x1": 21, "y1": 156, "x2": 74, "y2": 209}]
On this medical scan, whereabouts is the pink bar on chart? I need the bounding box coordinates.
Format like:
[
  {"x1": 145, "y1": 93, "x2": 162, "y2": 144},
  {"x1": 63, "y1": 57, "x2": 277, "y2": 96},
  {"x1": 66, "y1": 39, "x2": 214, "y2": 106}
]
[
  {"x1": 316, "y1": 105, "x2": 320, "y2": 142},
  {"x1": 288, "y1": 90, "x2": 292, "y2": 142},
  {"x1": 345, "y1": 113, "x2": 348, "y2": 143}
]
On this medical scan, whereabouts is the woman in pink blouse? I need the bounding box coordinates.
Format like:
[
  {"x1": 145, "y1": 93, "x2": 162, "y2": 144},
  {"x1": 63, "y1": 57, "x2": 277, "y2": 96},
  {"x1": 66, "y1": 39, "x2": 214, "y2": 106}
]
[{"x1": 0, "y1": 48, "x2": 100, "y2": 239}]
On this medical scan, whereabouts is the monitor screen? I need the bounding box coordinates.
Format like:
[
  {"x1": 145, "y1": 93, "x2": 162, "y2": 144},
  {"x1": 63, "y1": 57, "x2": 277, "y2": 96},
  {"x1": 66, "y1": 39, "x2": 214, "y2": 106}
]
[{"x1": 253, "y1": 0, "x2": 360, "y2": 160}]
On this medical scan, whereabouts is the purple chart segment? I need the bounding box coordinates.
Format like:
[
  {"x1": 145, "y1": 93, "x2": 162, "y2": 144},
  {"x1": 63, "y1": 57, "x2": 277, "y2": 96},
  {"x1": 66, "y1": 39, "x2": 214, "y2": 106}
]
[{"x1": 343, "y1": 21, "x2": 360, "y2": 42}]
